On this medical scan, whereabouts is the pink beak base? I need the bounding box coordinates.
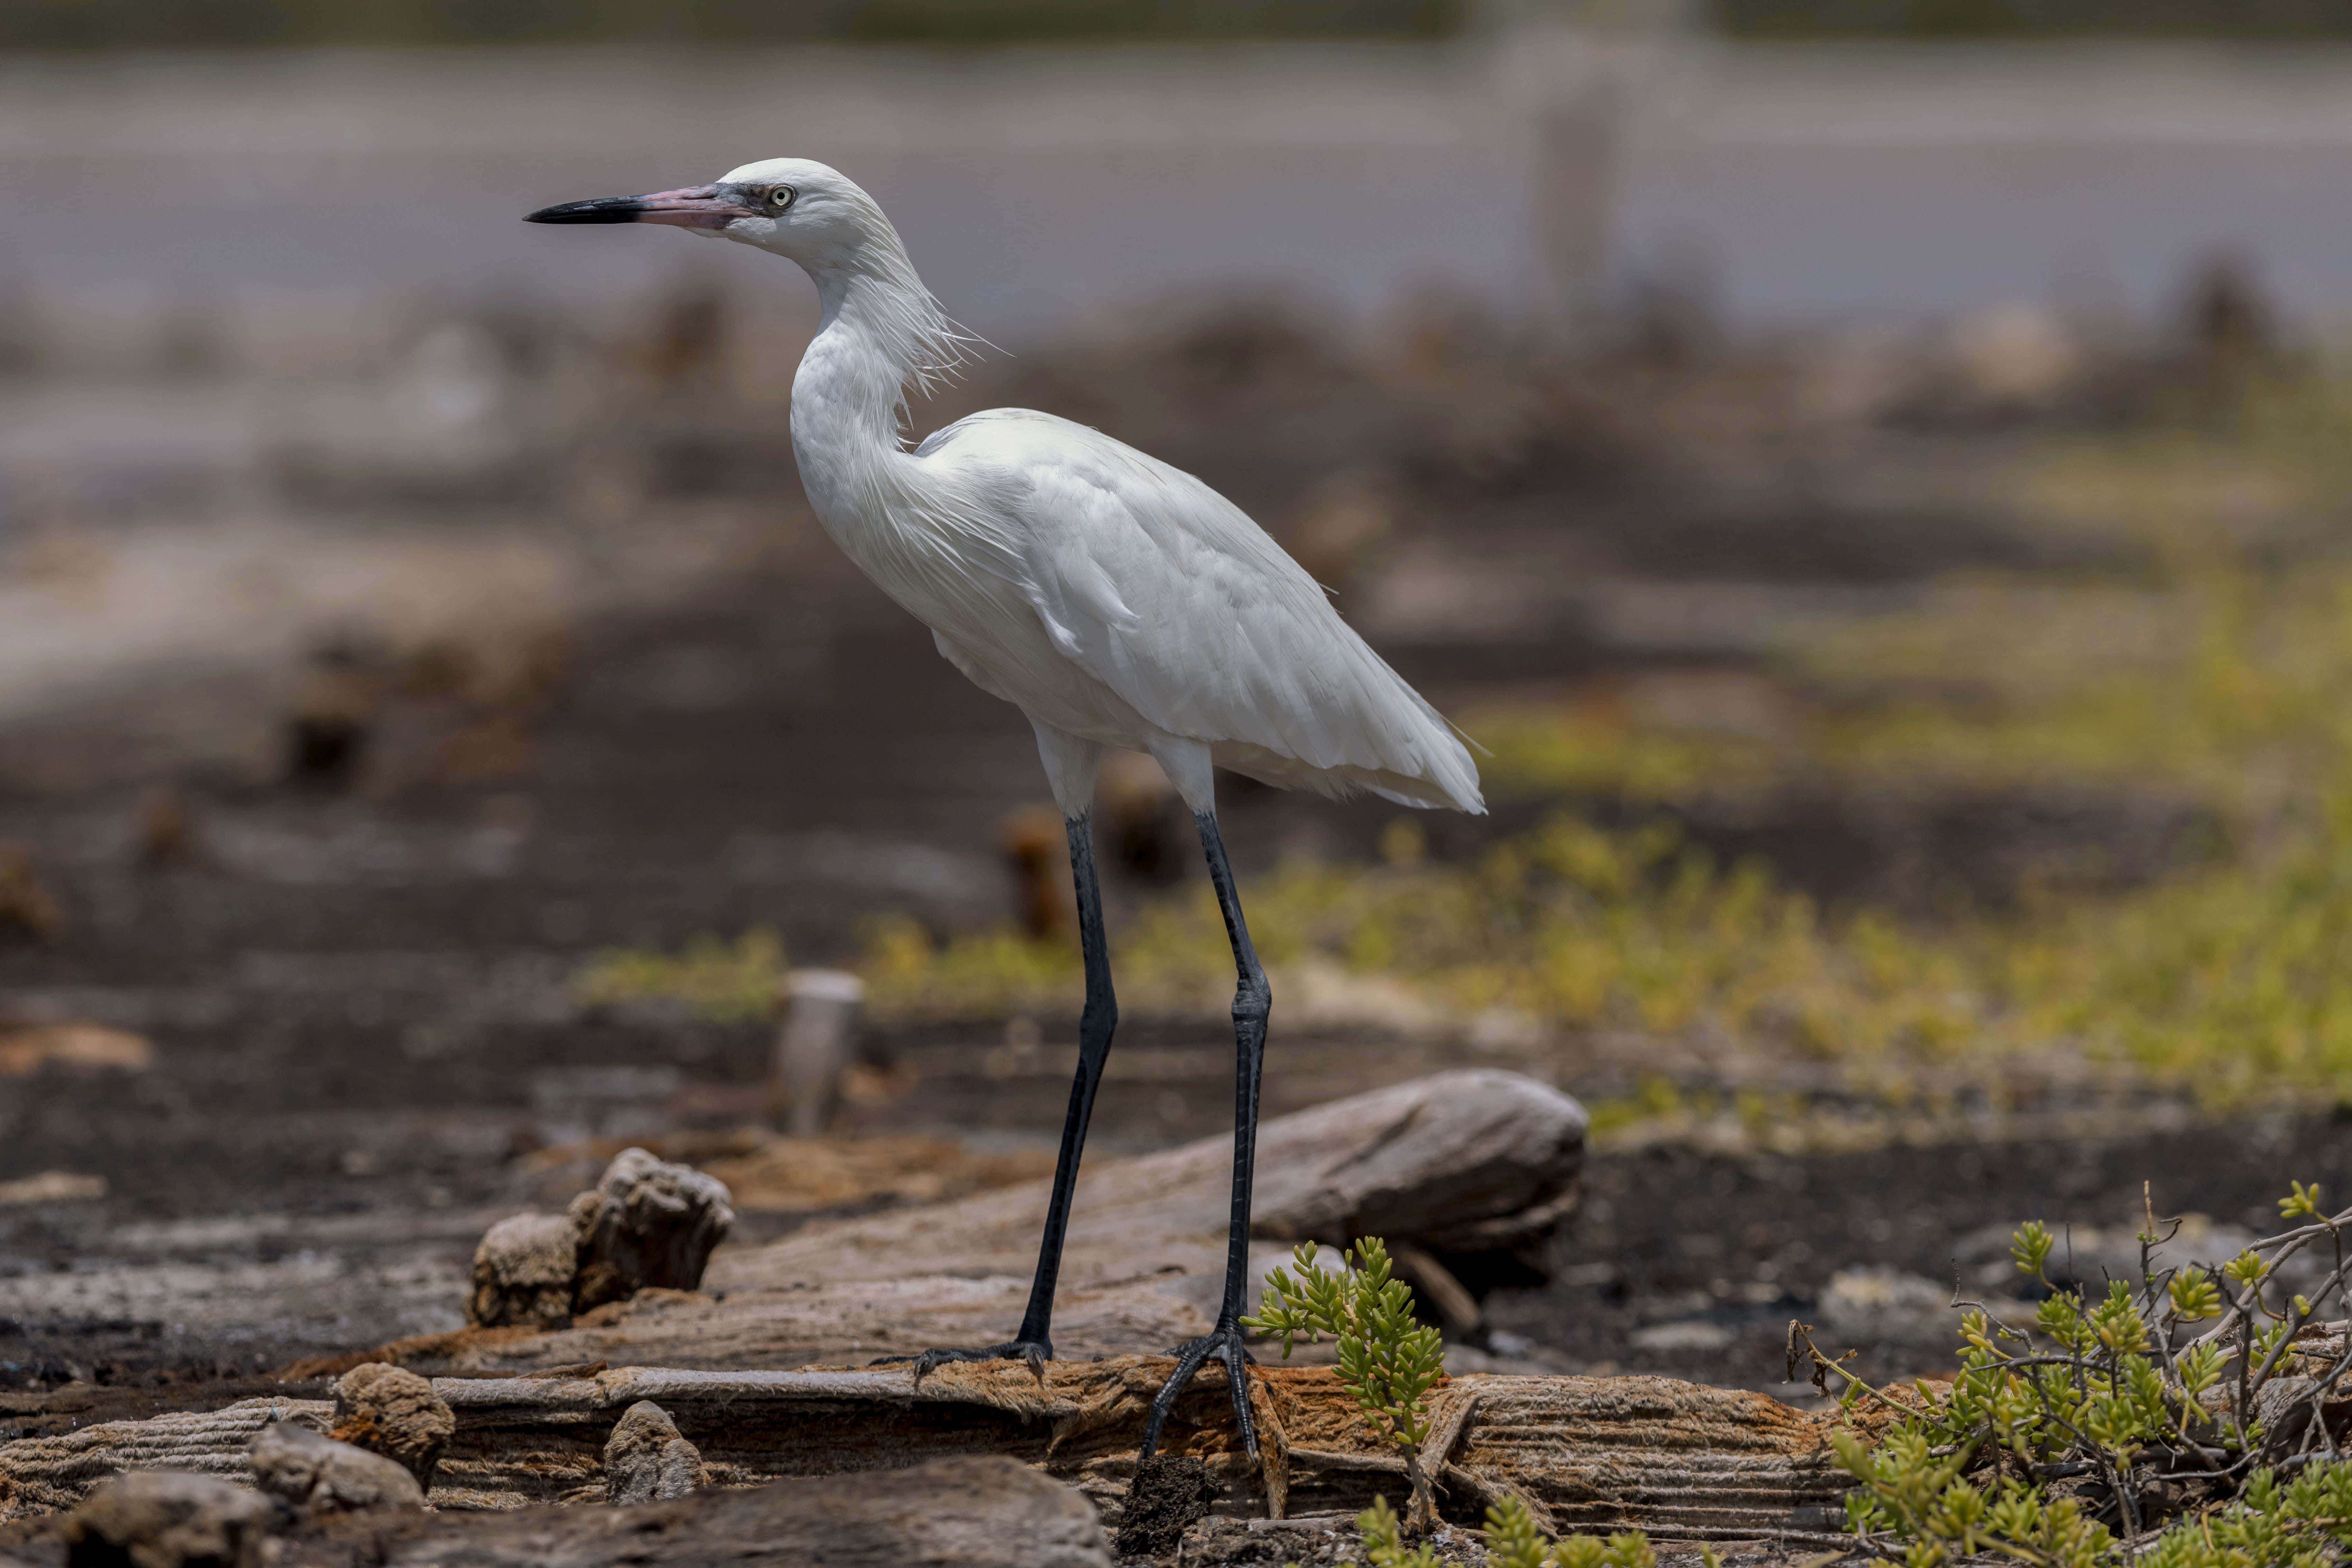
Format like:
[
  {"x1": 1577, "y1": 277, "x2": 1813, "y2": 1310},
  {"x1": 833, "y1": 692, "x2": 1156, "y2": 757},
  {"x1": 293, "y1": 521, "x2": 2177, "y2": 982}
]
[{"x1": 524, "y1": 185, "x2": 757, "y2": 229}]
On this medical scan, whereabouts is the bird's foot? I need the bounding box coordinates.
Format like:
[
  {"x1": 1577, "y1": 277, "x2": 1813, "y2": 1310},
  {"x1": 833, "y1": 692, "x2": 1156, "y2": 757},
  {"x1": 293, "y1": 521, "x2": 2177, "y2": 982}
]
[
  {"x1": 888, "y1": 1340, "x2": 1053, "y2": 1388},
  {"x1": 1138, "y1": 1321, "x2": 1258, "y2": 1462}
]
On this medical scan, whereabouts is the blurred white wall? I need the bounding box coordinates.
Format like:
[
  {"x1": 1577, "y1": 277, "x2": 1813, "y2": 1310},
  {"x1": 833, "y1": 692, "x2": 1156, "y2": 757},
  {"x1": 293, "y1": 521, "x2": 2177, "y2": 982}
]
[{"x1": 5, "y1": 36, "x2": 2352, "y2": 349}]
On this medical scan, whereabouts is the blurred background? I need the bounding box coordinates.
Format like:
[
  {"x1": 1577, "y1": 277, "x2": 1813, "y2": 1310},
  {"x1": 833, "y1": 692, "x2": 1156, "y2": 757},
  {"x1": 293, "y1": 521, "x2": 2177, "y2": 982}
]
[{"x1": 7, "y1": 0, "x2": 2352, "y2": 1400}]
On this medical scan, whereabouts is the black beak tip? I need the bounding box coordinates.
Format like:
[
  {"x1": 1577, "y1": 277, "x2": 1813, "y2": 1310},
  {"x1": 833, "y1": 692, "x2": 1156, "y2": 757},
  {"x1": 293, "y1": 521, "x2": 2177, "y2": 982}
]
[{"x1": 524, "y1": 197, "x2": 643, "y2": 225}]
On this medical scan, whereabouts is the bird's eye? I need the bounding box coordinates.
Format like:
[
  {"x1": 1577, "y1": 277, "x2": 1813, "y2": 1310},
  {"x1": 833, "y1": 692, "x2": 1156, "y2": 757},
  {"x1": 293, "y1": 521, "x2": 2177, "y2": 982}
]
[{"x1": 768, "y1": 187, "x2": 795, "y2": 211}]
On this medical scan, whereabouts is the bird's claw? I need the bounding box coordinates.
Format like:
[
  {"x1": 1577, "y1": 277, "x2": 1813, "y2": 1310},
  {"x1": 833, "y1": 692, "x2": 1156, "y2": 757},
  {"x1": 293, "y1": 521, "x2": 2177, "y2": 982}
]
[
  {"x1": 1138, "y1": 1322, "x2": 1259, "y2": 1463},
  {"x1": 891, "y1": 1340, "x2": 1053, "y2": 1388}
]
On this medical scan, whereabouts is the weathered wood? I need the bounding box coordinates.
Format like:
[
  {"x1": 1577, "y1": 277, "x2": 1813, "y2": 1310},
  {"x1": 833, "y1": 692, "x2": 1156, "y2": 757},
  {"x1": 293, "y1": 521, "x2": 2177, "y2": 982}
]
[
  {"x1": 294, "y1": 1455, "x2": 1111, "y2": 1567},
  {"x1": 6, "y1": 1456, "x2": 1112, "y2": 1568},
  {"x1": 0, "y1": 1073, "x2": 1639, "y2": 1536},
  {"x1": 0, "y1": 1397, "x2": 333, "y2": 1520},
  {"x1": 466, "y1": 1150, "x2": 735, "y2": 1331},
  {"x1": 404, "y1": 1069, "x2": 1586, "y2": 1375},
  {"x1": 0, "y1": 1360, "x2": 1857, "y2": 1540}
]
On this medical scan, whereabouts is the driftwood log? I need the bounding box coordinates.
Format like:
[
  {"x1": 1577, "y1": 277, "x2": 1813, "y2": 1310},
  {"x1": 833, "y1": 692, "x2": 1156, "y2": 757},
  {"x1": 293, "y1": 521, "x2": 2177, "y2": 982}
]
[
  {"x1": 381, "y1": 1068, "x2": 1589, "y2": 1375},
  {"x1": 0, "y1": 1359, "x2": 1859, "y2": 1540},
  {"x1": 0, "y1": 1070, "x2": 1849, "y2": 1543}
]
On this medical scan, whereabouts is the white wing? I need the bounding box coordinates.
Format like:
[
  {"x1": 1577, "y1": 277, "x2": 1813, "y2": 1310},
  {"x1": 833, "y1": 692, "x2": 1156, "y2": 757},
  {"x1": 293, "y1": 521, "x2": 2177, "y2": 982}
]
[{"x1": 917, "y1": 410, "x2": 1483, "y2": 813}]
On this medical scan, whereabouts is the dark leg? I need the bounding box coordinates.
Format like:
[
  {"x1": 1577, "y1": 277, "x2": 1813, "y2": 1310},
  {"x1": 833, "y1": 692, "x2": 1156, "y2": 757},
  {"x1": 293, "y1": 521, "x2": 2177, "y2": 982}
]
[
  {"x1": 909, "y1": 813, "x2": 1118, "y2": 1382},
  {"x1": 1139, "y1": 810, "x2": 1270, "y2": 1461}
]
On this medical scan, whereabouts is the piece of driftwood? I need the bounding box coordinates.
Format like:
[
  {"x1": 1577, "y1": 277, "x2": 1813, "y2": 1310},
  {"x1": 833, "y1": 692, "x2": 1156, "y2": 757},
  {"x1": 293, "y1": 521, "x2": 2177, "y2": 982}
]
[
  {"x1": 296, "y1": 1454, "x2": 1109, "y2": 1568},
  {"x1": 0, "y1": 1359, "x2": 1858, "y2": 1540},
  {"x1": 602, "y1": 1401, "x2": 707, "y2": 1504},
  {"x1": 467, "y1": 1149, "x2": 735, "y2": 1331},
  {"x1": 328, "y1": 1365, "x2": 452, "y2": 1490},
  {"x1": 0, "y1": 1073, "x2": 1641, "y2": 1536},
  {"x1": 248, "y1": 1422, "x2": 425, "y2": 1518},
  {"x1": 0, "y1": 1396, "x2": 332, "y2": 1520},
  {"x1": 393, "y1": 1069, "x2": 1586, "y2": 1375},
  {"x1": 42, "y1": 1470, "x2": 274, "y2": 1568},
  {"x1": 4, "y1": 1456, "x2": 1111, "y2": 1568}
]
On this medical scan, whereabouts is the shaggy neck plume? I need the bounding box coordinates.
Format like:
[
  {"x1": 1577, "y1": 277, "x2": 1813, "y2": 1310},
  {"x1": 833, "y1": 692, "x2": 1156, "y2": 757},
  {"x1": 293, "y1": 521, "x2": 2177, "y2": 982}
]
[{"x1": 789, "y1": 223, "x2": 967, "y2": 464}]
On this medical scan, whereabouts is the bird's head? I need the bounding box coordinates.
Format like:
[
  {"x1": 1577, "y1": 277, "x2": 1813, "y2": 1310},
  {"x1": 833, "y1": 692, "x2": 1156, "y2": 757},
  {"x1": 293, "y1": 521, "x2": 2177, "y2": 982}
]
[{"x1": 525, "y1": 158, "x2": 892, "y2": 271}]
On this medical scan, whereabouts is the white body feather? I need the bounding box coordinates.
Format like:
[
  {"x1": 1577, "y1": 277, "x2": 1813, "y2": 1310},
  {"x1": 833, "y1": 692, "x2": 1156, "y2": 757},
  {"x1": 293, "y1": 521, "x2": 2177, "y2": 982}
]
[{"x1": 738, "y1": 158, "x2": 1483, "y2": 820}]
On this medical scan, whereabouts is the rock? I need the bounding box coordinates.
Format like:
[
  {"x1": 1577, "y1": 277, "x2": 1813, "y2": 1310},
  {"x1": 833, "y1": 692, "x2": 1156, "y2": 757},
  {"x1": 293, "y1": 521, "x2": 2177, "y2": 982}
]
[
  {"x1": 465, "y1": 1211, "x2": 581, "y2": 1329},
  {"x1": 568, "y1": 1148, "x2": 733, "y2": 1315},
  {"x1": 1113, "y1": 1454, "x2": 1217, "y2": 1558},
  {"x1": 249, "y1": 1421, "x2": 425, "y2": 1517},
  {"x1": 2253, "y1": 1375, "x2": 2338, "y2": 1463},
  {"x1": 131, "y1": 782, "x2": 207, "y2": 872},
  {"x1": 0, "y1": 1170, "x2": 108, "y2": 1205},
  {"x1": 0, "y1": 843, "x2": 65, "y2": 944},
  {"x1": 1628, "y1": 1320, "x2": 1733, "y2": 1352},
  {"x1": 0, "y1": 1024, "x2": 154, "y2": 1077},
  {"x1": 329, "y1": 1365, "x2": 455, "y2": 1492},
  {"x1": 602, "y1": 1401, "x2": 707, "y2": 1504},
  {"x1": 58, "y1": 1470, "x2": 275, "y2": 1568},
  {"x1": 1818, "y1": 1268, "x2": 1951, "y2": 1337},
  {"x1": 1947, "y1": 303, "x2": 2083, "y2": 408}
]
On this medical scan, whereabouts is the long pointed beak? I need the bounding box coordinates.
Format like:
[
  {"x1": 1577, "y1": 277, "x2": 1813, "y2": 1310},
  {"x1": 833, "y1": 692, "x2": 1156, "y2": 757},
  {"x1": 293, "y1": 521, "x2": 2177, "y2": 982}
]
[{"x1": 524, "y1": 185, "x2": 754, "y2": 230}]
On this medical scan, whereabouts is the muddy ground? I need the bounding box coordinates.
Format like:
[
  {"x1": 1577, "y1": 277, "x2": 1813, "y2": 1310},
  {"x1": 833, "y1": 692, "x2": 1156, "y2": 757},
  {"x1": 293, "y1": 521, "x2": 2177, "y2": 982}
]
[
  {"x1": 0, "y1": 302, "x2": 2327, "y2": 1430},
  {"x1": 0, "y1": 579, "x2": 2272, "y2": 1407}
]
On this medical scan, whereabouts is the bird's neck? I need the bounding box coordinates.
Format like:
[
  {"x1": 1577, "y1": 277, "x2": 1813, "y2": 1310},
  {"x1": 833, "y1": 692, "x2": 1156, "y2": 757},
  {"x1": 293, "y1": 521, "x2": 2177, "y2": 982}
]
[{"x1": 788, "y1": 252, "x2": 954, "y2": 530}]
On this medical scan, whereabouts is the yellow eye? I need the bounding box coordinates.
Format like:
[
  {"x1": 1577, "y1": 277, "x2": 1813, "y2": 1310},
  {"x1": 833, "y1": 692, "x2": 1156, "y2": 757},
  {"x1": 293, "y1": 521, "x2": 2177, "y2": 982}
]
[{"x1": 769, "y1": 187, "x2": 795, "y2": 211}]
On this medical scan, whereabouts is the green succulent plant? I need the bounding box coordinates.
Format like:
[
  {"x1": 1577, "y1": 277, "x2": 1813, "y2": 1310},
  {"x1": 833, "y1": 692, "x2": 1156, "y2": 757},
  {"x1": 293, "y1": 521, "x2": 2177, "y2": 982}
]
[
  {"x1": 1801, "y1": 1185, "x2": 2352, "y2": 1568},
  {"x1": 1246, "y1": 1237, "x2": 1449, "y2": 1531}
]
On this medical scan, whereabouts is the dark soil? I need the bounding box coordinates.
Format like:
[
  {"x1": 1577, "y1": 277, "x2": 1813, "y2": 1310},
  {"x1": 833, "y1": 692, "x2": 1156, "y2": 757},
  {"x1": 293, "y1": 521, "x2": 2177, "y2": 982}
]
[
  {"x1": 1116, "y1": 1455, "x2": 1221, "y2": 1559},
  {"x1": 0, "y1": 317, "x2": 2299, "y2": 1418},
  {"x1": 1493, "y1": 1108, "x2": 2352, "y2": 1395}
]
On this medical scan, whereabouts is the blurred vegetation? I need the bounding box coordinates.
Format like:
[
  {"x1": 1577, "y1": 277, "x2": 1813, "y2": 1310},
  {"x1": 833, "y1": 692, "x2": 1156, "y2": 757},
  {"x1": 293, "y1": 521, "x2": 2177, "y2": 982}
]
[
  {"x1": 1478, "y1": 363, "x2": 2352, "y2": 818},
  {"x1": 846, "y1": 360, "x2": 2352, "y2": 1111},
  {"x1": 1717, "y1": 0, "x2": 2352, "y2": 39},
  {"x1": 858, "y1": 789, "x2": 2352, "y2": 1101},
  {"x1": 575, "y1": 926, "x2": 789, "y2": 1022},
  {"x1": 5, "y1": 0, "x2": 2344, "y2": 49},
  {"x1": 0, "y1": 0, "x2": 1459, "y2": 51},
  {"x1": 1469, "y1": 561, "x2": 2352, "y2": 814},
  {"x1": 557, "y1": 308, "x2": 2352, "y2": 1117}
]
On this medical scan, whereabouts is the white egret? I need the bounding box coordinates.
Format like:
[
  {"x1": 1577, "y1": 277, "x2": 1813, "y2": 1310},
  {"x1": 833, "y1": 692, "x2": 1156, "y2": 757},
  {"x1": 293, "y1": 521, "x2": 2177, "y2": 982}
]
[{"x1": 527, "y1": 160, "x2": 1483, "y2": 1461}]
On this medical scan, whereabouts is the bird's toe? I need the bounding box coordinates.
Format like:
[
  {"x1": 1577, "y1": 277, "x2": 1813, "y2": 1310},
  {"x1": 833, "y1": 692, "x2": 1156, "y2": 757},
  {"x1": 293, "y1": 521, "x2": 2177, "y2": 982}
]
[
  {"x1": 1139, "y1": 1324, "x2": 1259, "y2": 1463},
  {"x1": 897, "y1": 1340, "x2": 1054, "y2": 1387}
]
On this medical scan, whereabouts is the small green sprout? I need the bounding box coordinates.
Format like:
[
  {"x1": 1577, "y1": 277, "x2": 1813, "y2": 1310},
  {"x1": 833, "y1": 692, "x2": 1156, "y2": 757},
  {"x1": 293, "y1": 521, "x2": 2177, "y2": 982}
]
[
  {"x1": 2176, "y1": 1341, "x2": 2226, "y2": 1400},
  {"x1": 1354, "y1": 1496, "x2": 1440, "y2": 1568},
  {"x1": 1482, "y1": 1493, "x2": 1552, "y2": 1568},
  {"x1": 1475, "y1": 1493, "x2": 1660, "y2": 1568},
  {"x1": 1245, "y1": 1237, "x2": 1447, "y2": 1532},
  {"x1": 2011, "y1": 1221, "x2": 2055, "y2": 1282},
  {"x1": 2224, "y1": 1249, "x2": 2270, "y2": 1288},
  {"x1": 2281, "y1": 1181, "x2": 2324, "y2": 1221},
  {"x1": 2169, "y1": 1265, "x2": 2223, "y2": 1320},
  {"x1": 1553, "y1": 1532, "x2": 1656, "y2": 1568}
]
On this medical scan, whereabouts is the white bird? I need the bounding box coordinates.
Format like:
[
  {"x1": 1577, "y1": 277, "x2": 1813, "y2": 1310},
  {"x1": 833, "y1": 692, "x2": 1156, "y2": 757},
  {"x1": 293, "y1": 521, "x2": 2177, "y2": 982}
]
[{"x1": 528, "y1": 159, "x2": 1483, "y2": 1460}]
